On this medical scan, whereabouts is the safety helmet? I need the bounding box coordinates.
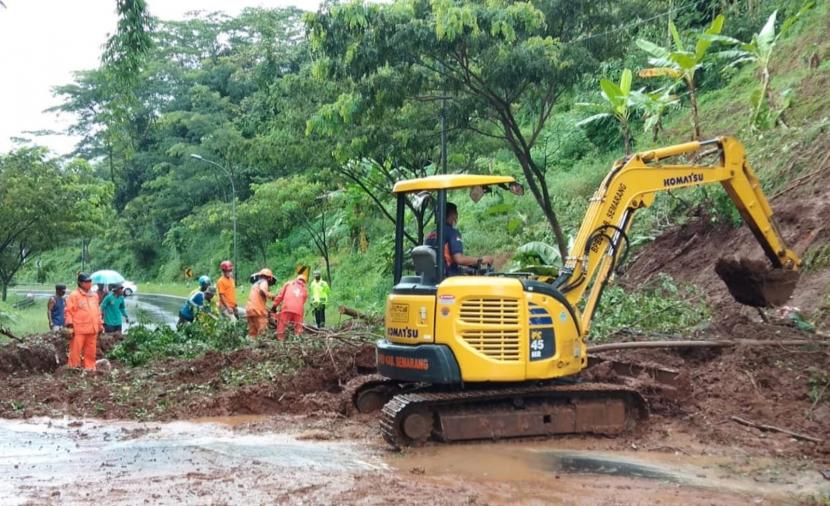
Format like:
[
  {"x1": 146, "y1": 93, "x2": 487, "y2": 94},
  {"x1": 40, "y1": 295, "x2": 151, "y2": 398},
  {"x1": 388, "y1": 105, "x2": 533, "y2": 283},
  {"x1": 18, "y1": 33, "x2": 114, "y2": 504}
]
[
  {"x1": 219, "y1": 260, "x2": 234, "y2": 272},
  {"x1": 313, "y1": 270, "x2": 321, "y2": 278},
  {"x1": 258, "y1": 268, "x2": 273, "y2": 279},
  {"x1": 77, "y1": 272, "x2": 92, "y2": 283},
  {"x1": 205, "y1": 286, "x2": 216, "y2": 295},
  {"x1": 198, "y1": 275, "x2": 212, "y2": 289}
]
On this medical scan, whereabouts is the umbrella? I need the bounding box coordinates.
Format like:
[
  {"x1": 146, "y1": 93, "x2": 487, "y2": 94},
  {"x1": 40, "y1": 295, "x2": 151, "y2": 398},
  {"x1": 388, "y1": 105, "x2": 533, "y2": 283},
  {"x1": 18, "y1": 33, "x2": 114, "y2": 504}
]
[{"x1": 90, "y1": 270, "x2": 125, "y2": 285}]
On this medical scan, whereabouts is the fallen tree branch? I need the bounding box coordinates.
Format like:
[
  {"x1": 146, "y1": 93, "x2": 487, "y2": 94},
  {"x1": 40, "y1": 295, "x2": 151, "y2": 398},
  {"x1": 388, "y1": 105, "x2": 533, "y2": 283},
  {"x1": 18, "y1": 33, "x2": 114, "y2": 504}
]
[
  {"x1": 0, "y1": 326, "x2": 23, "y2": 342},
  {"x1": 771, "y1": 167, "x2": 825, "y2": 199},
  {"x1": 588, "y1": 339, "x2": 828, "y2": 353},
  {"x1": 338, "y1": 305, "x2": 381, "y2": 324},
  {"x1": 729, "y1": 415, "x2": 823, "y2": 444}
]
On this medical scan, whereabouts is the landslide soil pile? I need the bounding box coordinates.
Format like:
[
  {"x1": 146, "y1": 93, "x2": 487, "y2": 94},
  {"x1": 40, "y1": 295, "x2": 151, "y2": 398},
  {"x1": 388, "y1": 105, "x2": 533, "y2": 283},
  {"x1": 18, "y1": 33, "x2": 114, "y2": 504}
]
[
  {"x1": 623, "y1": 191, "x2": 830, "y2": 328},
  {"x1": 0, "y1": 332, "x2": 121, "y2": 375},
  {"x1": 590, "y1": 320, "x2": 830, "y2": 464},
  {"x1": 0, "y1": 330, "x2": 376, "y2": 420}
]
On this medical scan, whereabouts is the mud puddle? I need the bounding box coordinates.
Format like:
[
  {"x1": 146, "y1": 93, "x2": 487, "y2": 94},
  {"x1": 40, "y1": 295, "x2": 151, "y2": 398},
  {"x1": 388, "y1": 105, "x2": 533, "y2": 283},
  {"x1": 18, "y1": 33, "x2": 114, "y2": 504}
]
[
  {"x1": 4, "y1": 417, "x2": 828, "y2": 505},
  {"x1": 390, "y1": 441, "x2": 830, "y2": 505}
]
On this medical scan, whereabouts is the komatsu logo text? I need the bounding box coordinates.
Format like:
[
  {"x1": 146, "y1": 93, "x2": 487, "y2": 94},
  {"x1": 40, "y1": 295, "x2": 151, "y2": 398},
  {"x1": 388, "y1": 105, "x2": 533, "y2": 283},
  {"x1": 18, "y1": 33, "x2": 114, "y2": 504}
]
[
  {"x1": 663, "y1": 173, "x2": 704, "y2": 187},
  {"x1": 387, "y1": 327, "x2": 419, "y2": 339}
]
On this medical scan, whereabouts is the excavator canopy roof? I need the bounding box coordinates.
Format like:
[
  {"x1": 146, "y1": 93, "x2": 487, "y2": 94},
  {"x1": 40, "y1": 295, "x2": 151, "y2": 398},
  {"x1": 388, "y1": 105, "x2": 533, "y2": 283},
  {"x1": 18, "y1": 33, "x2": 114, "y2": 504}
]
[{"x1": 392, "y1": 174, "x2": 516, "y2": 194}]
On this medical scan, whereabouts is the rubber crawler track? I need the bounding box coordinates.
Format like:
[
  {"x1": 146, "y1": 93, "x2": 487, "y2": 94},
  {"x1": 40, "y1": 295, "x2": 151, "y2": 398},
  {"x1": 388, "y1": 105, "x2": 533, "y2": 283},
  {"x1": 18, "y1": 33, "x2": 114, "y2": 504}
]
[{"x1": 380, "y1": 382, "x2": 648, "y2": 448}]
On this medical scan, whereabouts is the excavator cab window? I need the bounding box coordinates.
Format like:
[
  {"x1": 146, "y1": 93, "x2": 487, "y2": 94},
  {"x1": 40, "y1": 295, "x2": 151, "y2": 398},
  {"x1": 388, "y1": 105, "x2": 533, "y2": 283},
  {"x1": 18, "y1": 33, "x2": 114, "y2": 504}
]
[{"x1": 392, "y1": 181, "x2": 526, "y2": 291}]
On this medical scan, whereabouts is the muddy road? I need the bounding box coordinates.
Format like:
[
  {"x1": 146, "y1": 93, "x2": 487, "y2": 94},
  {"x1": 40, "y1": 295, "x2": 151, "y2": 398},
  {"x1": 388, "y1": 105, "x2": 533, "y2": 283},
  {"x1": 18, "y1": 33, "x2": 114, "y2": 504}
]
[{"x1": 3, "y1": 416, "x2": 826, "y2": 505}]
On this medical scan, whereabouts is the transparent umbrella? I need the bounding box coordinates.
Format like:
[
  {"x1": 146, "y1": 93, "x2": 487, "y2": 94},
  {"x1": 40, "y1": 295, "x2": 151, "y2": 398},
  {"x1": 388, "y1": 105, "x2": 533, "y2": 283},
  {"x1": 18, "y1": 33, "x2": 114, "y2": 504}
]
[{"x1": 90, "y1": 270, "x2": 125, "y2": 285}]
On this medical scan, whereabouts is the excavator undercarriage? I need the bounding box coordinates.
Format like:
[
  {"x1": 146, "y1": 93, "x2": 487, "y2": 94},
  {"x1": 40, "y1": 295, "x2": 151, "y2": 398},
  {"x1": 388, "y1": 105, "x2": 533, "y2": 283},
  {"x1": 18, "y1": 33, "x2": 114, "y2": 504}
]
[{"x1": 379, "y1": 383, "x2": 647, "y2": 447}]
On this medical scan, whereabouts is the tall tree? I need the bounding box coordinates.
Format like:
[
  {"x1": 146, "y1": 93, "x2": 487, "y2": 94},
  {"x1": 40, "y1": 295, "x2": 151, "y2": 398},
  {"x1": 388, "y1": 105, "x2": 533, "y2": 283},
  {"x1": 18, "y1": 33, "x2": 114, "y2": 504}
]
[
  {"x1": 307, "y1": 0, "x2": 651, "y2": 259},
  {"x1": 0, "y1": 149, "x2": 111, "y2": 300}
]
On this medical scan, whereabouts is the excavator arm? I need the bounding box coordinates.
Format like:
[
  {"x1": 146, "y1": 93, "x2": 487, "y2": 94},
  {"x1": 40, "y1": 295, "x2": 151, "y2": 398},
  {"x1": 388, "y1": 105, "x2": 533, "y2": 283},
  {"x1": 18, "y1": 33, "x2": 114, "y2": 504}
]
[{"x1": 559, "y1": 136, "x2": 800, "y2": 334}]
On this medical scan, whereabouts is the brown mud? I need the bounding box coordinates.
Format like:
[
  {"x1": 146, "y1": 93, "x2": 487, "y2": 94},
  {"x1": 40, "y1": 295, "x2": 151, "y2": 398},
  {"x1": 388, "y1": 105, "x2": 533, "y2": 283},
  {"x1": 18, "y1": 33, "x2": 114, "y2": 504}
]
[
  {"x1": 0, "y1": 333, "x2": 375, "y2": 421},
  {"x1": 3, "y1": 416, "x2": 827, "y2": 505},
  {"x1": 623, "y1": 193, "x2": 830, "y2": 326}
]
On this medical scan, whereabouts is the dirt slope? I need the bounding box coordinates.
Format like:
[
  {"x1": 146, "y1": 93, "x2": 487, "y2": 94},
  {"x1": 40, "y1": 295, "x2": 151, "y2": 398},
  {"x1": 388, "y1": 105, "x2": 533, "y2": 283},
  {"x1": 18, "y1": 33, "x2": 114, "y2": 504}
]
[{"x1": 623, "y1": 188, "x2": 830, "y2": 328}]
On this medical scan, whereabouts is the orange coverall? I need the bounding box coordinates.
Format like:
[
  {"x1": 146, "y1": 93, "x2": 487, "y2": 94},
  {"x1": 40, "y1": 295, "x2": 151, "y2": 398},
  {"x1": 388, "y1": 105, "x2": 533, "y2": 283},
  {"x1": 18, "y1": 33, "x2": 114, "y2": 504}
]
[
  {"x1": 245, "y1": 279, "x2": 272, "y2": 337},
  {"x1": 273, "y1": 277, "x2": 308, "y2": 341},
  {"x1": 65, "y1": 288, "x2": 103, "y2": 370}
]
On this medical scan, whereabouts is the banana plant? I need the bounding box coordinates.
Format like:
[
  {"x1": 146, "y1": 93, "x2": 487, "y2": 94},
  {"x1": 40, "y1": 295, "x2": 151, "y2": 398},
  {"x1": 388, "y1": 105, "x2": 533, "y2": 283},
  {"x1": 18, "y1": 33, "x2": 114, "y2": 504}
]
[
  {"x1": 577, "y1": 68, "x2": 636, "y2": 154},
  {"x1": 636, "y1": 15, "x2": 726, "y2": 140},
  {"x1": 716, "y1": 2, "x2": 814, "y2": 129},
  {"x1": 630, "y1": 85, "x2": 680, "y2": 142}
]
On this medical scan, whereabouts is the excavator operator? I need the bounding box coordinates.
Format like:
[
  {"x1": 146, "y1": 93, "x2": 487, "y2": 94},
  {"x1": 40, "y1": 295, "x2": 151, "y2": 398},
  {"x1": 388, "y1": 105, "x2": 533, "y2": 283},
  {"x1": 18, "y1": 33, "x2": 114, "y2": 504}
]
[{"x1": 425, "y1": 202, "x2": 494, "y2": 276}]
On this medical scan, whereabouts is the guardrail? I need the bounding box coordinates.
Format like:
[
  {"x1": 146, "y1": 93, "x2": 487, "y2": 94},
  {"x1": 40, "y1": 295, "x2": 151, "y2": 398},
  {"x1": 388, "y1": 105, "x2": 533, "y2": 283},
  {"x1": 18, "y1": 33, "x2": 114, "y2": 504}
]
[{"x1": 11, "y1": 297, "x2": 35, "y2": 309}]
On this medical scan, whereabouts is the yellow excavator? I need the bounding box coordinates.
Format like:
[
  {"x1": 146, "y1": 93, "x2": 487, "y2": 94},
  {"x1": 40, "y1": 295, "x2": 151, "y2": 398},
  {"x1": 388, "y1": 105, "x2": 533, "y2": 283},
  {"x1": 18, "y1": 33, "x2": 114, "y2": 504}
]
[{"x1": 355, "y1": 136, "x2": 801, "y2": 447}]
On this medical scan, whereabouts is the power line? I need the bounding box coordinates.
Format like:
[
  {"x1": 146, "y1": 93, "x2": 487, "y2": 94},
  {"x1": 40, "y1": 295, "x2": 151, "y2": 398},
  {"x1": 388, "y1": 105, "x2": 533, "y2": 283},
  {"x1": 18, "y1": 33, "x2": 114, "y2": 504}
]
[{"x1": 567, "y1": 1, "x2": 695, "y2": 45}]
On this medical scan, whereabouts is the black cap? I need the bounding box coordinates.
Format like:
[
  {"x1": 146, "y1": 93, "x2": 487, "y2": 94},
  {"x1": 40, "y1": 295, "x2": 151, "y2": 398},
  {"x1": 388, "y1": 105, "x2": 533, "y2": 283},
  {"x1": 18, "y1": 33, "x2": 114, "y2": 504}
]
[
  {"x1": 77, "y1": 272, "x2": 92, "y2": 283},
  {"x1": 55, "y1": 284, "x2": 66, "y2": 290}
]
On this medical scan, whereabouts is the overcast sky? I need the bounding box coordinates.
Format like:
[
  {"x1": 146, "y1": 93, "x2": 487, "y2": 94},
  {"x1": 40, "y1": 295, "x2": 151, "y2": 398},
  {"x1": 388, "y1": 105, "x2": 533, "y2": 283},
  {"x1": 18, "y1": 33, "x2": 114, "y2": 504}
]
[{"x1": 0, "y1": 0, "x2": 320, "y2": 156}]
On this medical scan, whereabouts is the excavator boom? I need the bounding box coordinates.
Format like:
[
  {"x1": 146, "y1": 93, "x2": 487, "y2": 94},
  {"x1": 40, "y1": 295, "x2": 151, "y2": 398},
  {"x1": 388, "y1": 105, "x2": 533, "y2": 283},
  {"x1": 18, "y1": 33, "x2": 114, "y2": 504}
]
[{"x1": 560, "y1": 136, "x2": 799, "y2": 332}]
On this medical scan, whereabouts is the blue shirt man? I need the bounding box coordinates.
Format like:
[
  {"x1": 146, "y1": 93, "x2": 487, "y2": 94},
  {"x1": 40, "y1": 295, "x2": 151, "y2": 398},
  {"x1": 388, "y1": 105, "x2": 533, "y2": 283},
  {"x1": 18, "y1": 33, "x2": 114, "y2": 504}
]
[
  {"x1": 178, "y1": 287, "x2": 215, "y2": 324},
  {"x1": 47, "y1": 284, "x2": 67, "y2": 330},
  {"x1": 425, "y1": 202, "x2": 494, "y2": 276}
]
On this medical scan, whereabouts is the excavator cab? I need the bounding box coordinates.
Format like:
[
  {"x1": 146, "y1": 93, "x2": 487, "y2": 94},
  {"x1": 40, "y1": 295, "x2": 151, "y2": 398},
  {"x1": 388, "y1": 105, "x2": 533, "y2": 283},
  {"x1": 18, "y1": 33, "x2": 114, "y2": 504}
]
[
  {"x1": 380, "y1": 174, "x2": 588, "y2": 389},
  {"x1": 390, "y1": 175, "x2": 522, "y2": 286}
]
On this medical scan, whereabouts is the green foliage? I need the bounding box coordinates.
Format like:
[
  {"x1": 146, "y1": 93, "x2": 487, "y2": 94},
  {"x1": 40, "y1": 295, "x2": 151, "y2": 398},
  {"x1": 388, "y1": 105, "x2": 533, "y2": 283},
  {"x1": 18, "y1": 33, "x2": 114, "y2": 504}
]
[
  {"x1": 637, "y1": 14, "x2": 728, "y2": 139},
  {"x1": 589, "y1": 274, "x2": 710, "y2": 341},
  {"x1": 103, "y1": 0, "x2": 153, "y2": 82},
  {"x1": 577, "y1": 69, "x2": 637, "y2": 154},
  {"x1": 307, "y1": 0, "x2": 655, "y2": 259},
  {"x1": 804, "y1": 243, "x2": 830, "y2": 273},
  {"x1": 5, "y1": 1, "x2": 826, "y2": 340},
  {"x1": 109, "y1": 319, "x2": 248, "y2": 367},
  {"x1": 717, "y1": 2, "x2": 814, "y2": 129},
  {"x1": 0, "y1": 148, "x2": 111, "y2": 300},
  {"x1": 512, "y1": 241, "x2": 562, "y2": 274}
]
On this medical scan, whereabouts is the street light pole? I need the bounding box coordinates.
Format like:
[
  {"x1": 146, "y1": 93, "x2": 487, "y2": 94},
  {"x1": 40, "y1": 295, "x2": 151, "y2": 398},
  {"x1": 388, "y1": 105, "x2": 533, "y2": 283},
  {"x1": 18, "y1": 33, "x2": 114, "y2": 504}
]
[{"x1": 191, "y1": 154, "x2": 238, "y2": 285}]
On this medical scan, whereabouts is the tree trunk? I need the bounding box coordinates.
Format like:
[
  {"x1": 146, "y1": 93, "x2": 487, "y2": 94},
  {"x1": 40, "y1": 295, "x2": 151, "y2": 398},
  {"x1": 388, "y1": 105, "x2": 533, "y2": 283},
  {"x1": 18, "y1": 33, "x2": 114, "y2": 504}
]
[
  {"x1": 687, "y1": 78, "x2": 701, "y2": 140},
  {"x1": 324, "y1": 253, "x2": 332, "y2": 287},
  {"x1": 513, "y1": 145, "x2": 569, "y2": 261},
  {"x1": 259, "y1": 245, "x2": 268, "y2": 267},
  {"x1": 1, "y1": 282, "x2": 7, "y2": 302},
  {"x1": 622, "y1": 119, "x2": 632, "y2": 155},
  {"x1": 495, "y1": 109, "x2": 569, "y2": 261}
]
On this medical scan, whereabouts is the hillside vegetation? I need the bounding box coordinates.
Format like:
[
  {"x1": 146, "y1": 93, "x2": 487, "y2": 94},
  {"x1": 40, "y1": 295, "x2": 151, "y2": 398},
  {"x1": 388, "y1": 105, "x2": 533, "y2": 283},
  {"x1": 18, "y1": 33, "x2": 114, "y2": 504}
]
[{"x1": 3, "y1": 0, "x2": 829, "y2": 336}]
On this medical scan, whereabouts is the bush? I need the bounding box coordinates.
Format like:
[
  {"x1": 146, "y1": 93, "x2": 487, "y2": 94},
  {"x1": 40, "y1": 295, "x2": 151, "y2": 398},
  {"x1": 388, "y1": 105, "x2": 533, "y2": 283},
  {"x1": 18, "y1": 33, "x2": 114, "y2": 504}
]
[
  {"x1": 109, "y1": 317, "x2": 248, "y2": 366},
  {"x1": 589, "y1": 274, "x2": 710, "y2": 342}
]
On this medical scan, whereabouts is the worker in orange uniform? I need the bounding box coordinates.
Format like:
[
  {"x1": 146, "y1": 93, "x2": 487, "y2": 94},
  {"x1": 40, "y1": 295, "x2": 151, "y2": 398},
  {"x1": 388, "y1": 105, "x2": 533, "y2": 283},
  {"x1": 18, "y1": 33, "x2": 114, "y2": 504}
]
[
  {"x1": 65, "y1": 272, "x2": 103, "y2": 370},
  {"x1": 246, "y1": 268, "x2": 276, "y2": 337},
  {"x1": 216, "y1": 260, "x2": 237, "y2": 320},
  {"x1": 272, "y1": 275, "x2": 308, "y2": 341}
]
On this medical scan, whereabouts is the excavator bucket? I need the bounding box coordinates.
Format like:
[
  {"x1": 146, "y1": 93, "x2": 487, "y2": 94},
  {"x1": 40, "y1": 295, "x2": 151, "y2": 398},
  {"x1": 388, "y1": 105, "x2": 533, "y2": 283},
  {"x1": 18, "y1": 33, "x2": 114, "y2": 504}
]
[{"x1": 715, "y1": 257, "x2": 800, "y2": 307}]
